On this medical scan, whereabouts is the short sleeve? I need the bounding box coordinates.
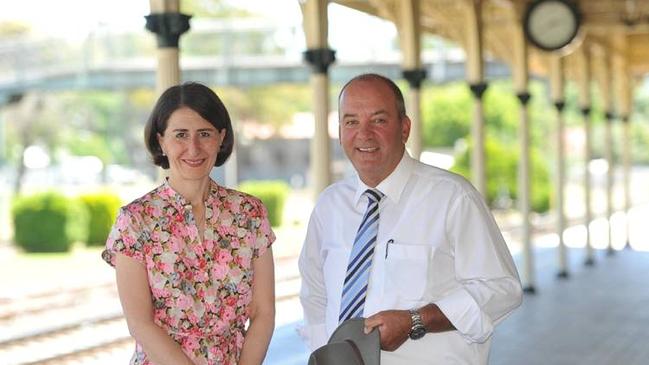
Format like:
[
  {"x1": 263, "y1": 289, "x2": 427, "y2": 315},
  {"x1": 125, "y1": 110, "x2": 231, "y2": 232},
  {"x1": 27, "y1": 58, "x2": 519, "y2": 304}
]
[
  {"x1": 250, "y1": 198, "x2": 276, "y2": 259},
  {"x1": 101, "y1": 206, "x2": 147, "y2": 267}
]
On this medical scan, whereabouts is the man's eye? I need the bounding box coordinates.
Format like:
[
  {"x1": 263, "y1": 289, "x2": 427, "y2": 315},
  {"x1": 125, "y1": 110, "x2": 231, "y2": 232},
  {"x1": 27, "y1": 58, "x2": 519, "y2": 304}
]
[
  {"x1": 345, "y1": 120, "x2": 358, "y2": 126},
  {"x1": 374, "y1": 118, "x2": 386, "y2": 124},
  {"x1": 175, "y1": 132, "x2": 187, "y2": 139},
  {"x1": 200, "y1": 131, "x2": 212, "y2": 137}
]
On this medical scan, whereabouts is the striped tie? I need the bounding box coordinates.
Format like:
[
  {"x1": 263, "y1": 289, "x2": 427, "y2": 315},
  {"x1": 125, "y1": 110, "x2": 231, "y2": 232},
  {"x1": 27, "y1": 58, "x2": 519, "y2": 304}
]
[{"x1": 339, "y1": 189, "x2": 384, "y2": 323}]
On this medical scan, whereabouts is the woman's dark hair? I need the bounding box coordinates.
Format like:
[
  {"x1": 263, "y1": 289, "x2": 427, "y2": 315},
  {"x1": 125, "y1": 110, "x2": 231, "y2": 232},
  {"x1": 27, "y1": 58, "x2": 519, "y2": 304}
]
[{"x1": 144, "y1": 82, "x2": 234, "y2": 168}]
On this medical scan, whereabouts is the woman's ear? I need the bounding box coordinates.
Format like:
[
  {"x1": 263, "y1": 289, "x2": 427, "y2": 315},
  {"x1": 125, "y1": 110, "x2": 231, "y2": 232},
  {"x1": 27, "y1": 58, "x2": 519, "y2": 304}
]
[{"x1": 157, "y1": 132, "x2": 165, "y2": 155}]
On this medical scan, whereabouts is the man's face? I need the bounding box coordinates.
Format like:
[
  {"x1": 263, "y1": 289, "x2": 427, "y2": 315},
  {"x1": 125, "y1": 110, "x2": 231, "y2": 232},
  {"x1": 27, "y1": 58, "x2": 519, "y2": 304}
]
[{"x1": 339, "y1": 79, "x2": 410, "y2": 187}]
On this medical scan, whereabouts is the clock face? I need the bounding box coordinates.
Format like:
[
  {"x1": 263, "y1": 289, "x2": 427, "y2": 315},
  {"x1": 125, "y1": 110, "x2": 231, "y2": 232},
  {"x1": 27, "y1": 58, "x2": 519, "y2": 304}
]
[{"x1": 525, "y1": 0, "x2": 580, "y2": 51}]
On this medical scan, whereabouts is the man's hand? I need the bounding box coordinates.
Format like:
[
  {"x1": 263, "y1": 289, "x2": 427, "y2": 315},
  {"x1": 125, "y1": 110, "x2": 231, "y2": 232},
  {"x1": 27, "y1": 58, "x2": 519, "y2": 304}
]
[{"x1": 363, "y1": 310, "x2": 411, "y2": 351}]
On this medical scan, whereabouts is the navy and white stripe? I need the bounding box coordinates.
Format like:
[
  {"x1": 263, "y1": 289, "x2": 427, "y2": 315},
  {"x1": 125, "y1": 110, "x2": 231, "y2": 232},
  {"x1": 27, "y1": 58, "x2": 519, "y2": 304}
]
[{"x1": 339, "y1": 188, "x2": 383, "y2": 322}]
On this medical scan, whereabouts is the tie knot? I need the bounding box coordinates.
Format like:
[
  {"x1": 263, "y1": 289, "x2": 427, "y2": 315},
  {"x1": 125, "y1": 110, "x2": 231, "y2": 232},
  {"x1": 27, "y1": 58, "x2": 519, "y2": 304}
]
[{"x1": 364, "y1": 189, "x2": 383, "y2": 204}]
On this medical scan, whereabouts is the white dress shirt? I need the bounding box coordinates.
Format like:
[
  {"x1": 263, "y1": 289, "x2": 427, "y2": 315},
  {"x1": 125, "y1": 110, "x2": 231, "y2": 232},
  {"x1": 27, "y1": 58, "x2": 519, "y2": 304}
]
[{"x1": 299, "y1": 152, "x2": 523, "y2": 364}]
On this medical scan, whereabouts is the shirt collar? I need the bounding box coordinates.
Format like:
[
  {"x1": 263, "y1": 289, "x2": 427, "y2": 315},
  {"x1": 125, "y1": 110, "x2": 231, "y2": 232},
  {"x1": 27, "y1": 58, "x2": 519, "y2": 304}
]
[
  {"x1": 353, "y1": 150, "x2": 414, "y2": 206},
  {"x1": 159, "y1": 177, "x2": 219, "y2": 210}
]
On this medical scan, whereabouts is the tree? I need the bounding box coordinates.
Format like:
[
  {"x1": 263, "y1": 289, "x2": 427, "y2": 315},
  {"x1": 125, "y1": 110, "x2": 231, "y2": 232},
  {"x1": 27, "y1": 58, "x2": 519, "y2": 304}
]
[{"x1": 4, "y1": 93, "x2": 63, "y2": 194}]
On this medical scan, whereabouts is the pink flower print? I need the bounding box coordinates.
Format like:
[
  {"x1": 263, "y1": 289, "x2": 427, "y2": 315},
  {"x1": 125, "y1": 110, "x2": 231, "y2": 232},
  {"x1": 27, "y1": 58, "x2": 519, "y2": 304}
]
[
  {"x1": 211, "y1": 263, "x2": 228, "y2": 281},
  {"x1": 194, "y1": 269, "x2": 208, "y2": 283},
  {"x1": 203, "y1": 239, "x2": 214, "y2": 251},
  {"x1": 184, "y1": 336, "x2": 200, "y2": 353},
  {"x1": 188, "y1": 224, "x2": 199, "y2": 239},
  {"x1": 237, "y1": 254, "x2": 251, "y2": 270},
  {"x1": 168, "y1": 236, "x2": 182, "y2": 252},
  {"x1": 159, "y1": 252, "x2": 177, "y2": 273},
  {"x1": 219, "y1": 211, "x2": 234, "y2": 226},
  {"x1": 236, "y1": 331, "x2": 245, "y2": 348},
  {"x1": 127, "y1": 204, "x2": 144, "y2": 214},
  {"x1": 236, "y1": 281, "x2": 251, "y2": 295},
  {"x1": 221, "y1": 306, "x2": 236, "y2": 322},
  {"x1": 150, "y1": 229, "x2": 160, "y2": 242},
  {"x1": 151, "y1": 244, "x2": 163, "y2": 255},
  {"x1": 122, "y1": 234, "x2": 136, "y2": 247},
  {"x1": 216, "y1": 249, "x2": 233, "y2": 265},
  {"x1": 191, "y1": 301, "x2": 205, "y2": 318},
  {"x1": 158, "y1": 230, "x2": 170, "y2": 243},
  {"x1": 115, "y1": 213, "x2": 130, "y2": 229},
  {"x1": 244, "y1": 231, "x2": 255, "y2": 245},
  {"x1": 171, "y1": 222, "x2": 187, "y2": 237},
  {"x1": 176, "y1": 294, "x2": 193, "y2": 311},
  {"x1": 229, "y1": 266, "x2": 243, "y2": 284},
  {"x1": 230, "y1": 239, "x2": 241, "y2": 248}
]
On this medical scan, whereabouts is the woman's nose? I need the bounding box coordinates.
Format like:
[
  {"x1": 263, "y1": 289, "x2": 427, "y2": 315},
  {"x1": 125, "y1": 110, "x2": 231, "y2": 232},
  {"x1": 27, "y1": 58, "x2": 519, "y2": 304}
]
[{"x1": 187, "y1": 135, "x2": 201, "y2": 155}]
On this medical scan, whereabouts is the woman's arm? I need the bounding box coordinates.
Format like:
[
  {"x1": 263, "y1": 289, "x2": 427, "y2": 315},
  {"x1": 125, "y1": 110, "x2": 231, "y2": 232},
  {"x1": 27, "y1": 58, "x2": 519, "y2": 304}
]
[
  {"x1": 238, "y1": 247, "x2": 276, "y2": 365},
  {"x1": 115, "y1": 253, "x2": 195, "y2": 365}
]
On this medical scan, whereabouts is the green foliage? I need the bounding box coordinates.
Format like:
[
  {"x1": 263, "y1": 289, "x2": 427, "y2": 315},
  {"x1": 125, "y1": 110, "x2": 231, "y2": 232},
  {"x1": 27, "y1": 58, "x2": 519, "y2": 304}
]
[
  {"x1": 238, "y1": 180, "x2": 289, "y2": 227},
  {"x1": 12, "y1": 192, "x2": 89, "y2": 253},
  {"x1": 80, "y1": 191, "x2": 122, "y2": 246},
  {"x1": 451, "y1": 136, "x2": 551, "y2": 213},
  {"x1": 217, "y1": 83, "x2": 312, "y2": 130},
  {"x1": 420, "y1": 83, "x2": 472, "y2": 147}
]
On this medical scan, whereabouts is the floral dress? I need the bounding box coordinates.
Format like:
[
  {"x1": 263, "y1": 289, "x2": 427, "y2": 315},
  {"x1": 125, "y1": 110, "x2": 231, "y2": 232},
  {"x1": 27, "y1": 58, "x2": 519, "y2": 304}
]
[{"x1": 102, "y1": 179, "x2": 275, "y2": 365}]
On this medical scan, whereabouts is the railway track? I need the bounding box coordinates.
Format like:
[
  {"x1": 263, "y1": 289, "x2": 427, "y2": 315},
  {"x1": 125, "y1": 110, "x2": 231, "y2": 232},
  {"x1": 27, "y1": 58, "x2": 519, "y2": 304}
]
[{"x1": 0, "y1": 257, "x2": 303, "y2": 364}]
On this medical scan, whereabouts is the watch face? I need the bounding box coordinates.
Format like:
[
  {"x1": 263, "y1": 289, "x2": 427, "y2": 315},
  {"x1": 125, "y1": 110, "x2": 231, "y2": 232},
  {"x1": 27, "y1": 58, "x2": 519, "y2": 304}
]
[
  {"x1": 409, "y1": 326, "x2": 427, "y2": 340},
  {"x1": 525, "y1": 0, "x2": 580, "y2": 51}
]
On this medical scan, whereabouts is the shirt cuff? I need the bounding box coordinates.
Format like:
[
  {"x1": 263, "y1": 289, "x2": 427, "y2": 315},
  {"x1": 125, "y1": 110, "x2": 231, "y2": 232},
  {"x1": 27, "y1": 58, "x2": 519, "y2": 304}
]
[
  {"x1": 434, "y1": 287, "x2": 494, "y2": 343},
  {"x1": 297, "y1": 322, "x2": 328, "y2": 351}
]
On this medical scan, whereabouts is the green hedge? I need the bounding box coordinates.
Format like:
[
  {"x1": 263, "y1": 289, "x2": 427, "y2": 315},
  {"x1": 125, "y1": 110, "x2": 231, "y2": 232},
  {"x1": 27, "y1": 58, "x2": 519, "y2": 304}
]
[
  {"x1": 80, "y1": 191, "x2": 122, "y2": 246},
  {"x1": 239, "y1": 180, "x2": 289, "y2": 227},
  {"x1": 12, "y1": 192, "x2": 89, "y2": 253},
  {"x1": 451, "y1": 136, "x2": 551, "y2": 213}
]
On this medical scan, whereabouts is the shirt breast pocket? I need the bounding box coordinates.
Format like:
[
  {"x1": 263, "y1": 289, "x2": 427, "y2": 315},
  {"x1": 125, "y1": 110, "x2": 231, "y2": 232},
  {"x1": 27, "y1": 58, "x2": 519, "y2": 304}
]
[{"x1": 384, "y1": 242, "x2": 433, "y2": 302}]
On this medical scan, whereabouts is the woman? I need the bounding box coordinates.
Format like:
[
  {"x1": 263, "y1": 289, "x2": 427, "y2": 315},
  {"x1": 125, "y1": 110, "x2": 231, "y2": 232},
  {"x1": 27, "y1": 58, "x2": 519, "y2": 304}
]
[{"x1": 102, "y1": 82, "x2": 275, "y2": 365}]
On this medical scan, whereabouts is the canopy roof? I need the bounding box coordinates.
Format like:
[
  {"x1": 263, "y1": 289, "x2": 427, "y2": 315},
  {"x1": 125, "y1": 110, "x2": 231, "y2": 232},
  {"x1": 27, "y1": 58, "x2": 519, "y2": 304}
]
[{"x1": 332, "y1": 0, "x2": 649, "y2": 82}]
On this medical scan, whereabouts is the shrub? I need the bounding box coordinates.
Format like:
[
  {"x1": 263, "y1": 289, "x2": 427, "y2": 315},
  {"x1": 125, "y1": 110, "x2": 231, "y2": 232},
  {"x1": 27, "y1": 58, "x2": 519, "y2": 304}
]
[
  {"x1": 80, "y1": 191, "x2": 122, "y2": 246},
  {"x1": 12, "y1": 192, "x2": 89, "y2": 253},
  {"x1": 451, "y1": 136, "x2": 551, "y2": 213},
  {"x1": 238, "y1": 180, "x2": 289, "y2": 227}
]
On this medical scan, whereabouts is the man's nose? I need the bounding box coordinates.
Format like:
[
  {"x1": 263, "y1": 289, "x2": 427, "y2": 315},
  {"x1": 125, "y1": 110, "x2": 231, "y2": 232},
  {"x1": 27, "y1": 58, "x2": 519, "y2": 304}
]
[{"x1": 358, "y1": 121, "x2": 373, "y2": 136}]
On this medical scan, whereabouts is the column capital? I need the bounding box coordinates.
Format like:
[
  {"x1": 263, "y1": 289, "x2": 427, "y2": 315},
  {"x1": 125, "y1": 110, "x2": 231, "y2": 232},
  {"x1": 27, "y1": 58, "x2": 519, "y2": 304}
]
[
  {"x1": 7, "y1": 93, "x2": 24, "y2": 105},
  {"x1": 469, "y1": 82, "x2": 489, "y2": 99},
  {"x1": 554, "y1": 100, "x2": 566, "y2": 112},
  {"x1": 402, "y1": 69, "x2": 427, "y2": 89},
  {"x1": 303, "y1": 48, "x2": 336, "y2": 74},
  {"x1": 516, "y1": 92, "x2": 531, "y2": 106},
  {"x1": 605, "y1": 111, "x2": 616, "y2": 123},
  {"x1": 145, "y1": 13, "x2": 191, "y2": 48}
]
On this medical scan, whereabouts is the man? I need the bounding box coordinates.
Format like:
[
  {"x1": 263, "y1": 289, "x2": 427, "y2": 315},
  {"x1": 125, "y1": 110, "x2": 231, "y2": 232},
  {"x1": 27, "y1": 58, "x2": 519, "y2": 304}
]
[{"x1": 299, "y1": 73, "x2": 523, "y2": 364}]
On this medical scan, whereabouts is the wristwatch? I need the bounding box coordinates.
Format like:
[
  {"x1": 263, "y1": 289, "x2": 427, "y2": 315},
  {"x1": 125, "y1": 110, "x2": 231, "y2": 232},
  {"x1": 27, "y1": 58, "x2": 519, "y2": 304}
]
[{"x1": 408, "y1": 309, "x2": 427, "y2": 340}]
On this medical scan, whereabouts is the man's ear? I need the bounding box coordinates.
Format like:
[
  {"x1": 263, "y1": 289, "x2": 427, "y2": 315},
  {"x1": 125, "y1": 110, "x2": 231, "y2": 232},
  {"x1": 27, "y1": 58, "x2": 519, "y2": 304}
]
[{"x1": 401, "y1": 116, "x2": 411, "y2": 144}]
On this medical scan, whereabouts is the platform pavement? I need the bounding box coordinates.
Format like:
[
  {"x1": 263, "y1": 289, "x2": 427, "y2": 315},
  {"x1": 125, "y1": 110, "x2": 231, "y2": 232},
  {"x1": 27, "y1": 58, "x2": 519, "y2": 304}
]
[{"x1": 265, "y1": 246, "x2": 649, "y2": 365}]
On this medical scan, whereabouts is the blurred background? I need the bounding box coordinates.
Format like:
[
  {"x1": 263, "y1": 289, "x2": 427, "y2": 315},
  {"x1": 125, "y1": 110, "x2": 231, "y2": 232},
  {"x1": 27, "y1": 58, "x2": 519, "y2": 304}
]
[{"x1": 1, "y1": 0, "x2": 649, "y2": 364}]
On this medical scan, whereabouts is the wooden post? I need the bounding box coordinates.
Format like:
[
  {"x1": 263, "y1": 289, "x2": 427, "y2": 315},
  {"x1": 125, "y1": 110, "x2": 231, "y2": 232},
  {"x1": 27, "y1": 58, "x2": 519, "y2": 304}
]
[
  {"x1": 465, "y1": 0, "x2": 488, "y2": 198},
  {"x1": 512, "y1": 2, "x2": 535, "y2": 293},
  {"x1": 146, "y1": 0, "x2": 189, "y2": 96},
  {"x1": 302, "y1": 0, "x2": 334, "y2": 197},
  {"x1": 576, "y1": 45, "x2": 595, "y2": 266},
  {"x1": 550, "y1": 55, "x2": 568, "y2": 278},
  {"x1": 397, "y1": 0, "x2": 426, "y2": 160}
]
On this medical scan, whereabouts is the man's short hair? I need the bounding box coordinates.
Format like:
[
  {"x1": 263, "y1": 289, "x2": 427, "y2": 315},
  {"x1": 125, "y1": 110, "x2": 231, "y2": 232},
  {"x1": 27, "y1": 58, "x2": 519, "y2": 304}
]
[{"x1": 338, "y1": 73, "x2": 407, "y2": 118}]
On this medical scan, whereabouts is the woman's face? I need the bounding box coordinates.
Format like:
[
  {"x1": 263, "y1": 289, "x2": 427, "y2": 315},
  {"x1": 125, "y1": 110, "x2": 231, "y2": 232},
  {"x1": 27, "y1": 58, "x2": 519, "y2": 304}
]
[{"x1": 157, "y1": 107, "x2": 226, "y2": 183}]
